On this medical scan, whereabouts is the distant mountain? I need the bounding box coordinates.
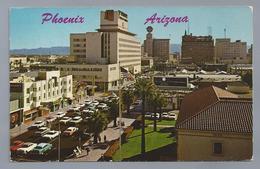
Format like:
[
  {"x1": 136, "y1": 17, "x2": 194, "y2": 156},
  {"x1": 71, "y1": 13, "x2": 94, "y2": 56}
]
[
  {"x1": 170, "y1": 44, "x2": 181, "y2": 53},
  {"x1": 10, "y1": 46, "x2": 69, "y2": 55},
  {"x1": 10, "y1": 44, "x2": 181, "y2": 56}
]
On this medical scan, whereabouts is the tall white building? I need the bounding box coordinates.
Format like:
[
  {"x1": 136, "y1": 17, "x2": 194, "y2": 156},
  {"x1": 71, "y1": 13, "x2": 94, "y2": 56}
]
[
  {"x1": 215, "y1": 39, "x2": 248, "y2": 64},
  {"x1": 70, "y1": 10, "x2": 141, "y2": 74},
  {"x1": 10, "y1": 71, "x2": 73, "y2": 124}
]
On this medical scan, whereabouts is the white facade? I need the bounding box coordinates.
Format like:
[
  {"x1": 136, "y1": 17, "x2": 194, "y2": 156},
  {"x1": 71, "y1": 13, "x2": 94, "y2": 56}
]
[
  {"x1": 10, "y1": 71, "x2": 73, "y2": 113},
  {"x1": 56, "y1": 63, "x2": 120, "y2": 91},
  {"x1": 215, "y1": 39, "x2": 248, "y2": 64},
  {"x1": 69, "y1": 10, "x2": 141, "y2": 75}
]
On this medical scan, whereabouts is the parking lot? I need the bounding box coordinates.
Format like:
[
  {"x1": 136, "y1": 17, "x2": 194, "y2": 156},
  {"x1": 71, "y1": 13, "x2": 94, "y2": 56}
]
[{"x1": 10, "y1": 95, "x2": 117, "y2": 162}]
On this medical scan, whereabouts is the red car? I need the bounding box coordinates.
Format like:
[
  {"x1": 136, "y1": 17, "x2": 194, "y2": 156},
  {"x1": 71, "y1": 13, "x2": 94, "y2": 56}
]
[{"x1": 10, "y1": 140, "x2": 24, "y2": 153}]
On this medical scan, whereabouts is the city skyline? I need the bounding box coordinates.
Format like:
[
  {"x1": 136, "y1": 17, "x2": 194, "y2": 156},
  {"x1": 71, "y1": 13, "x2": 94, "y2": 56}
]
[{"x1": 10, "y1": 6, "x2": 253, "y2": 50}]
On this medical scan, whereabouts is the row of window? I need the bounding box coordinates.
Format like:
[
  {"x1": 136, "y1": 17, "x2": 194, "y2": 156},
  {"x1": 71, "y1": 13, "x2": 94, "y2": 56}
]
[
  {"x1": 26, "y1": 87, "x2": 71, "y2": 103},
  {"x1": 26, "y1": 80, "x2": 71, "y2": 94}
]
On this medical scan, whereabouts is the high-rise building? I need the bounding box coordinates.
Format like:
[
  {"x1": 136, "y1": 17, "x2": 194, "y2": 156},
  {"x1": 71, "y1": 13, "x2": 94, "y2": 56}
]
[
  {"x1": 70, "y1": 33, "x2": 86, "y2": 63},
  {"x1": 143, "y1": 26, "x2": 170, "y2": 62},
  {"x1": 70, "y1": 10, "x2": 141, "y2": 74},
  {"x1": 181, "y1": 32, "x2": 214, "y2": 65},
  {"x1": 215, "y1": 38, "x2": 248, "y2": 64}
]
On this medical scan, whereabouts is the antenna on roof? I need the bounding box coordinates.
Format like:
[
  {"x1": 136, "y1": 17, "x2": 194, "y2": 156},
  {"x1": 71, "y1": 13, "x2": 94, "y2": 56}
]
[
  {"x1": 208, "y1": 26, "x2": 212, "y2": 36},
  {"x1": 224, "y1": 28, "x2": 226, "y2": 38},
  {"x1": 187, "y1": 21, "x2": 190, "y2": 34}
]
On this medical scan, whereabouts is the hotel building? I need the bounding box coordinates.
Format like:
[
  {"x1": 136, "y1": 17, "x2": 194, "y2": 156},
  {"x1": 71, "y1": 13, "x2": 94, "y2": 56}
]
[
  {"x1": 10, "y1": 70, "x2": 73, "y2": 124},
  {"x1": 215, "y1": 38, "x2": 248, "y2": 64},
  {"x1": 70, "y1": 10, "x2": 141, "y2": 74},
  {"x1": 181, "y1": 32, "x2": 214, "y2": 65},
  {"x1": 143, "y1": 26, "x2": 170, "y2": 62},
  {"x1": 67, "y1": 10, "x2": 141, "y2": 91}
]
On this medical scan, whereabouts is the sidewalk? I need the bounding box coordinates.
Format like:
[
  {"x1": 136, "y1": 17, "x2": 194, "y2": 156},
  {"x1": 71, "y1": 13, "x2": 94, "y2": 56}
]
[
  {"x1": 65, "y1": 118, "x2": 135, "y2": 162},
  {"x1": 10, "y1": 102, "x2": 77, "y2": 138}
]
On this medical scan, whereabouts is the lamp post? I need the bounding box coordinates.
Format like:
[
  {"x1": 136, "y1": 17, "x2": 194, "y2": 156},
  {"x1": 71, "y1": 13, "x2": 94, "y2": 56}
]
[{"x1": 58, "y1": 121, "x2": 61, "y2": 162}]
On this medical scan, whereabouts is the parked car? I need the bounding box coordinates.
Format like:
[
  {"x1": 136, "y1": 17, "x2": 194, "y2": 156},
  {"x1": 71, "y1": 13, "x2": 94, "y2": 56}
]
[
  {"x1": 97, "y1": 103, "x2": 108, "y2": 109},
  {"x1": 63, "y1": 127, "x2": 79, "y2": 136},
  {"x1": 151, "y1": 113, "x2": 160, "y2": 119},
  {"x1": 84, "y1": 99, "x2": 92, "y2": 103},
  {"x1": 91, "y1": 100, "x2": 99, "y2": 106},
  {"x1": 78, "y1": 103, "x2": 85, "y2": 108},
  {"x1": 16, "y1": 142, "x2": 37, "y2": 155},
  {"x1": 162, "y1": 112, "x2": 168, "y2": 119},
  {"x1": 34, "y1": 127, "x2": 50, "y2": 137},
  {"x1": 70, "y1": 116, "x2": 83, "y2": 124},
  {"x1": 30, "y1": 143, "x2": 52, "y2": 155},
  {"x1": 28, "y1": 121, "x2": 46, "y2": 130},
  {"x1": 55, "y1": 112, "x2": 66, "y2": 118},
  {"x1": 59, "y1": 116, "x2": 72, "y2": 124},
  {"x1": 10, "y1": 140, "x2": 24, "y2": 153},
  {"x1": 167, "y1": 114, "x2": 177, "y2": 120},
  {"x1": 68, "y1": 106, "x2": 81, "y2": 112},
  {"x1": 46, "y1": 116, "x2": 57, "y2": 123},
  {"x1": 43, "y1": 130, "x2": 60, "y2": 140},
  {"x1": 145, "y1": 112, "x2": 152, "y2": 118}
]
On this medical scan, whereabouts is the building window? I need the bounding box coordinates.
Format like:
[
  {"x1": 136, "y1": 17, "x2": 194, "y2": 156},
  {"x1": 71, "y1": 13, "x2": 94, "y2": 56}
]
[
  {"x1": 213, "y1": 143, "x2": 222, "y2": 154},
  {"x1": 44, "y1": 93, "x2": 46, "y2": 98},
  {"x1": 38, "y1": 87, "x2": 41, "y2": 91},
  {"x1": 26, "y1": 98, "x2": 30, "y2": 103},
  {"x1": 39, "y1": 96, "x2": 41, "y2": 100},
  {"x1": 26, "y1": 88, "x2": 30, "y2": 94},
  {"x1": 53, "y1": 91, "x2": 55, "y2": 96},
  {"x1": 44, "y1": 85, "x2": 46, "y2": 90}
]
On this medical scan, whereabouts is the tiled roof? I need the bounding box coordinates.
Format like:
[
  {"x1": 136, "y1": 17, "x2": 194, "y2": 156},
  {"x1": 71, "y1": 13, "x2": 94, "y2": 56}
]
[{"x1": 176, "y1": 86, "x2": 252, "y2": 133}]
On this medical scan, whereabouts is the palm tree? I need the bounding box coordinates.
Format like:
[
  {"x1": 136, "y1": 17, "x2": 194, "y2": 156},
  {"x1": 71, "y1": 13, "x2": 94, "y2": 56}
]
[
  {"x1": 134, "y1": 78, "x2": 155, "y2": 159},
  {"x1": 88, "y1": 112, "x2": 109, "y2": 144},
  {"x1": 148, "y1": 91, "x2": 160, "y2": 132},
  {"x1": 122, "y1": 89, "x2": 134, "y2": 115},
  {"x1": 157, "y1": 95, "x2": 167, "y2": 121},
  {"x1": 107, "y1": 99, "x2": 119, "y2": 127}
]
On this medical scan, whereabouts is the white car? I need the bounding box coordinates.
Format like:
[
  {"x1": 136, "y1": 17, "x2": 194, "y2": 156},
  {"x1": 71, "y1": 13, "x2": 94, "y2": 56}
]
[
  {"x1": 59, "y1": 116, "x2": 72, "y2": 124},
  {"x1": 162, "y1": 112, "x2": 169, "y2": 118},
  {"x1": 70, "y1": 116, "x2": 83, "y2": 124},
  {"x1": 46, "y1": 116, "x2": 57, "y2": 123},
  {"x1": 68, "y1": 106, "x2": 81, "y2": 112},
  {"x1": 78, "y1": 103, "x2": 85, "y2": 108},
  {"x1": 145, "y1": 112, "x2": 152, "y2": 118},
  {"x1": 168, "y1": 114, "x2": 177, "y2": 120},
  {"x1": 55, "y1": 112, "x2": 66, "y2": 118},
  {"x1": 92, "y1": 100, "x2": 99, "y2": 106},
  {"x1": 84, "y1": 99, "x2": 92, "y2": 105},
  {"x1": 43, "y1": 130, "x2": 60, "y2": 140},
  {"x1": 28, "y1": 121, "x2": 46, "y2": 129},
  {"x1": 16, "y1": 142, "x2": 37, "y2": 155},
  {"x1": 97, "y1": 103, "x2": 108, "y2": 109},
  {"x1": 82, "y1": 109, "x2": 94, "y2": 115},
  {"x1": 63, "y1": 127, "x2": 79, "y2": 136},
  {"x1": 151, "y1": 113, "x2": 160, "y2": 119}
]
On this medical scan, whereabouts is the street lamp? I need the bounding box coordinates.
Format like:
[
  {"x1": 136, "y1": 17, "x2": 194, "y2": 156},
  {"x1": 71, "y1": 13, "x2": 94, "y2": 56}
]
[{"x1": 58, "y1": 121, "x2": 61, "y2": 162}]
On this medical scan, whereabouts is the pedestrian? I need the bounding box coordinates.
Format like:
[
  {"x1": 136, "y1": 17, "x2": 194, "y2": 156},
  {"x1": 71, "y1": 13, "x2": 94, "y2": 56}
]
[
  {"x1": 104, "y1": 135, "x2": 107, "y2": 143},
  {"x1": 86, "y1": 147, "x2": 90, "y2": 155}
]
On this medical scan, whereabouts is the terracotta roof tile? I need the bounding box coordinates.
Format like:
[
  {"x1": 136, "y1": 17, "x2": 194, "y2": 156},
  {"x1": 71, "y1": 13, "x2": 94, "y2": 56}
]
[{"x1": 176, "y1": 86, "x2": 252, "y2": 133}]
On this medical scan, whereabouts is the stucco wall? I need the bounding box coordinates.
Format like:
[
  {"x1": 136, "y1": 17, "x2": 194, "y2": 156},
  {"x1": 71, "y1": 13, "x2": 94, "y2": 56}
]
[{"x1": 177, "y1": 130, "x2": 252, "y2": 161}]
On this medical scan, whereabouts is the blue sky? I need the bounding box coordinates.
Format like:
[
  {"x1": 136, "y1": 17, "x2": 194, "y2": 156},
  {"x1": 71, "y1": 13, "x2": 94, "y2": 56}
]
[{"x1": 10, "y1": 6, "x2": 253, "y2": 49}]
